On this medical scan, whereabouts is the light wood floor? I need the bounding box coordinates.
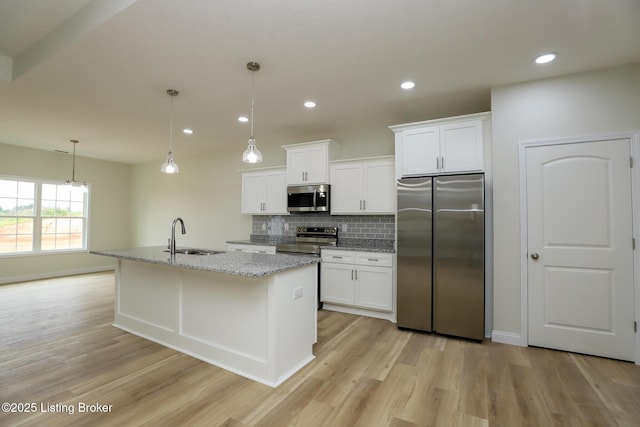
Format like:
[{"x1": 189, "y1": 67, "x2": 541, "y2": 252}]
[{"x1": 1, "y1": 272, "x2": 639, "y2": 427}]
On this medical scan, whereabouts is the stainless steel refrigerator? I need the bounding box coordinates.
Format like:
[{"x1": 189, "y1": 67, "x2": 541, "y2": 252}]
[{"x1": 397, "y1": 174, "x2": 484, "y2": 340}]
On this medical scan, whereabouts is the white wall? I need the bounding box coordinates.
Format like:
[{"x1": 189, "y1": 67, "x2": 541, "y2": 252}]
[
  {"x1": 0, "y1": 142, "x2": 133, "y2": 283},
  {"x1": 491, "y1": 63, "x2": 640, "y2": 338},
  {"x1": 130, "y1": 146, "x2": 252, "y2": 249},
  {"x1": 0, "y1": 112, "x2": 398, "y2": 282},
  {"x1": 130, "y1": 132, "x2": 396, "y2": 250}
]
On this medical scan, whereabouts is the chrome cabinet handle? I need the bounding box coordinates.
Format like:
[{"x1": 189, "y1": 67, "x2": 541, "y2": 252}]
[
  {"x1": 351, "y1": 270, "x2": 354, "y2": 280},
  {"x1": 436, "y1": 157, "x2": 440, "y2": 169},
  {"x1": 441, "y1": 156, "x2": 445, "y2": 169},
  {"x1": 355, "y1": 270, "x2": 358, "y2": 280},
  {"x1": 362, "y1": 200, "x2": 366, "y2": 210},
  {"x1": 531, "y1": 252, "x2": 539, "y2": 260}
]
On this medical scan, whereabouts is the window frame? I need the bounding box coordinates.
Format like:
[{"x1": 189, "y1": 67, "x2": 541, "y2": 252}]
[{"x1": 0, "y1": 175, "x2": 90, "y2": 257}]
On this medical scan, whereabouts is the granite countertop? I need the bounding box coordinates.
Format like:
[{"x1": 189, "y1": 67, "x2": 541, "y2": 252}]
[
  {"x1": 91, "y1": 246, "x2": 319, "y2": 278},
  {"x1": 226, "y1": 237, "x2": 395, "y2": 253}
]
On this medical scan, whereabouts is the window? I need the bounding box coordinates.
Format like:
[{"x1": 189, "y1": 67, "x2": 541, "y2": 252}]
[
  {"x1": 0, "y1": 179, "x2": 35, "y2": 253},
  {"x1": 0, "y1": 177, "x2": 89, "y2": 255}
]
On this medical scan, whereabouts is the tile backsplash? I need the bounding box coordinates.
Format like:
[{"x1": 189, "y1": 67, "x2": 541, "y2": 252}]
[{"x1": 251, "y1": 214, "x2": 395, "y2": 240}]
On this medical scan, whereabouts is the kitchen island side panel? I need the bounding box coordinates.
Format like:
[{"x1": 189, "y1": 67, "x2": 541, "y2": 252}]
[{"x1": 113, "y1": 259, "x2": 317, "y2": 387}]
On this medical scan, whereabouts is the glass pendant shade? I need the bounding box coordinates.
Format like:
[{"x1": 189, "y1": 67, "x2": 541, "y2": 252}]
[
  {"x1": 242, "y1": 137, "x2": 262, "y2": 163},
  {"x1": 161, "y1": 150, "x2": 179, "y2": 173},
  {"x1": 161, "y1": 89, "x2": 180, "y2": 174},
  {"x1": 64, "y1": 179, "x2": 88, "y2": 192}
]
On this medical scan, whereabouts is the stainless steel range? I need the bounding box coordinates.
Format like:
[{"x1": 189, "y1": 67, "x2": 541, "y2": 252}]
[
  {"x1": 276, "y1": 226, "x2": 338, "y2": 310},
  {"x1": 275, "y1": 226, "x2": 338, "y2": 256}
]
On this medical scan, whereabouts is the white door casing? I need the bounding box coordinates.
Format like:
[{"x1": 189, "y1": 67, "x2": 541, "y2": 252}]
[{"x1": 519, "y1": 133, "x2": 640, "y2": 363}]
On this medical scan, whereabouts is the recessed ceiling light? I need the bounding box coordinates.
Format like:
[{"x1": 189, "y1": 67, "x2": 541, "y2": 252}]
[
  {"x1": 238, "y1": 116, "x2": 249, "y2": 123},
  {"x1": 304, "y1": 101, "x2": 316, "y2": 108},
  {"x1": 535, "y1": 52, "x2": 558, "y2": 64},
  {"x1": 182, "y1": 128, "x2": 193, "y2": 135},
  {"x1": 400, "y1": 81, "x2": 416, "y2": 90}
]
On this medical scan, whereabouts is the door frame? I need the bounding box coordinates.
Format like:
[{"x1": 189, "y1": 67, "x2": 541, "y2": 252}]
[{"x1": 518, "y1": 130, "x2": 640, "y2": 364}]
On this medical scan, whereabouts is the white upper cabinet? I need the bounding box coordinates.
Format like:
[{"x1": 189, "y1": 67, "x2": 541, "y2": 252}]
[
  {"x1": 399, "y1": 126, "x2": 441, "y2": 175},
  {"x1": 283, "y1": 140, "x2": 341, "y2": 185},
  {"x1": 390, "y1": 112, "x2": 490, "y2": 179},
  {"x1": 440, "y1": 121, "x2": 484, "y2": 172},
  {"x1": 241, "y1": 168, "x2": 288, "y2": 215},
  {"x1": 330, "y1": 157, "x2": 396, "y2": 215}
]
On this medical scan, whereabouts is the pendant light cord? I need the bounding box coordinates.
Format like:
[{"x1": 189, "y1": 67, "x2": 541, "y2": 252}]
[
  {"x1": 169, "y1": 94, "x2": 174, "y2": 153},
  {"x1": 71, "y1": 140, "x2": 78, "y2": 181},
  {"x1": 250, "y1": 69, "x2": 255, "y2": 141}
]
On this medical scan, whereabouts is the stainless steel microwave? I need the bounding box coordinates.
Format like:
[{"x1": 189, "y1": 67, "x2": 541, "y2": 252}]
[{"x1": 287, "y1": 184, "x2": 330, "y2": 213}]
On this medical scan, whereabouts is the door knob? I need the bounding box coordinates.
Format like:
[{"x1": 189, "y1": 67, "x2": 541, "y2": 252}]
[{"x1": 531, "y1": 253, "x2": 539, "y2": 260}]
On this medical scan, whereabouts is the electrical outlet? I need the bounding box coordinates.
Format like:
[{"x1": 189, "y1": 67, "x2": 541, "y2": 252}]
[
  {"x1": 294, "y1": 287, "x2": 303, "y2": 299},
  {"x1": 284, "y1": 223, "x2": 289, "y2": 231},
  {"x1": 342, "y1": 223, "x2": 348, "y2": 232},
  {"x1": 262, "y1": 223, "x2": 266, "y2": 230}
]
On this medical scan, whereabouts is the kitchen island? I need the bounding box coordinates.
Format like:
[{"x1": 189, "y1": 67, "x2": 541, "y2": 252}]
[{"x1": 91, "y1": 247, "x2": 320, "y2": 387}]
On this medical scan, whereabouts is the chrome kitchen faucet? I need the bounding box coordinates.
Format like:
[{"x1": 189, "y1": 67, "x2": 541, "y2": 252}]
[{"x1": 169, "y1": 217, "x2": 186, "y2": 256}]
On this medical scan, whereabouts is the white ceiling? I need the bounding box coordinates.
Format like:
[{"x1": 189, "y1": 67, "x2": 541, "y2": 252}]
[{"x1": 1, "y1": 0, "x2": 639, "y2": 164}]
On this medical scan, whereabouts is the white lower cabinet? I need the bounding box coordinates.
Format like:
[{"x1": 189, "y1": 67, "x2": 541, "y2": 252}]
[
  {"x1": 226, "y1": 243, "x2": 276, "y2": 254},
  {"x1": 320, "y1": 249, "x2": 394, "y2": 316}
]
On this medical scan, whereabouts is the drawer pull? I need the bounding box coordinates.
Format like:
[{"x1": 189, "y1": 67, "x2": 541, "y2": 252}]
[
  {"x1": 332, "y1": 256, "x2": 343, "y2": 259},
  {"x1": 367, "y1": 258, "x2": 379, "y2": 261}
]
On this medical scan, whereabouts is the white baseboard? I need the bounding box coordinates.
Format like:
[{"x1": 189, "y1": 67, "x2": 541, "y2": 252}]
[
  {"x1": 0, "y1": 266, "x2": 114, "y2": 285},
  {"x1": 322, "y1": 303, "x2": 396, "y2": 323},
  {"x1": 491, "y1": 330, "x2": 524, "y2": 346}
]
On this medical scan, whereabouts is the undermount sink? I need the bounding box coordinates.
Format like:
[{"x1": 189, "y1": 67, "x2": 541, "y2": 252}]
[{"x1": 164, "y1": 249, "x2": 224, "y2": 255}]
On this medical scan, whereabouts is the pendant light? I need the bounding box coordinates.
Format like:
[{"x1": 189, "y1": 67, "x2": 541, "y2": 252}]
[
  {"x1": 64, "y1": 139, "x2": 87, "y2": 192},
  {"x1": 161, "y1": 89, "x2": 180, "y2": 174},
  {"x1": 242, "y1": 62, "x2": 263, "y2": 163}
]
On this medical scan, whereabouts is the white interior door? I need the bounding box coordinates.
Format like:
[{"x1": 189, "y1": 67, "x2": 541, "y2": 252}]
[{"x1": 526, "y1": 138, "x2": 635, "y2": 361}]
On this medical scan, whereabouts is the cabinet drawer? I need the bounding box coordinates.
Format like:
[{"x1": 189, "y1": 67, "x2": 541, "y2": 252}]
[
  {"x1": 355, "y1": 252, "x2": 393, "y2": 267},
  {"x1": 226, "y1": 244, "x2": 275, "y2": 254},
  {"x1": 251, "y1": 245, "x2": 276, "y2": 254},
  {"x1": 227, "y1": 244, "x2": 250, "y2": 252},
  {"x1": 321, "y1": 250, "x2": 355, "y2": 264}
]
